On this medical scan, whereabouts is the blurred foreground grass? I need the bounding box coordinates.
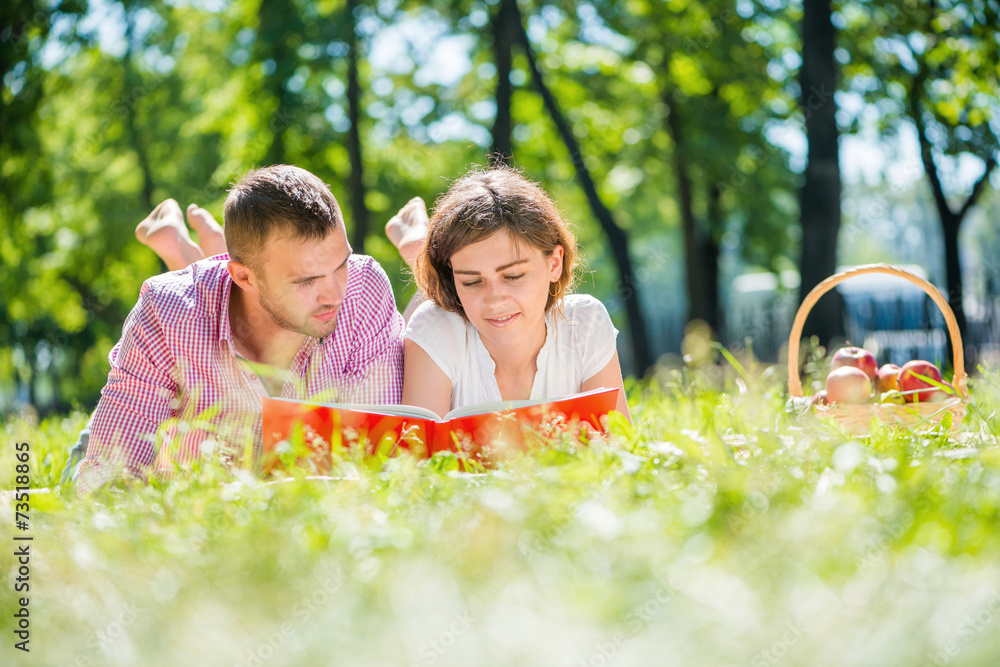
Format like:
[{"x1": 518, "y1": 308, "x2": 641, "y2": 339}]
[{"x1": 3, "y1": 364, "x2": 1000, "y2": 667}]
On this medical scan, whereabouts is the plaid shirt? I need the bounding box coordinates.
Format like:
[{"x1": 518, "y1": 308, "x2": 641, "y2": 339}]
[{"x1": 75, "y1": 254, "x2": 403, "y2": 493}]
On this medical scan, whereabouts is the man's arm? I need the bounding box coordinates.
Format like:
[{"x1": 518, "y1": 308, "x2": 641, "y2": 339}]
[
  {"x1": 75, "y1": 282, "x2": 180, "y2": 494},
  {"x1": 341, "y1": 257, "x2": 405, "y2": 405}
]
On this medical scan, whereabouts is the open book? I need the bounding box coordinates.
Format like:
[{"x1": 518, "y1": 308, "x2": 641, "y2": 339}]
[{"x1": 261, "y1": 386, "x2": 619, "y2": 473}]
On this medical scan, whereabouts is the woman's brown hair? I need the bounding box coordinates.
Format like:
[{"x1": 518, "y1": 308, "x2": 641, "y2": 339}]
[{"x1": 415, "y1": 165, "x2": 578, "y2": 319}]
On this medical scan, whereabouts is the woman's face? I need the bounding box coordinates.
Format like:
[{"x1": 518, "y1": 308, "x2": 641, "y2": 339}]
[{"x1": 450, "y1": 230, "x2": 563, "y2": 356}]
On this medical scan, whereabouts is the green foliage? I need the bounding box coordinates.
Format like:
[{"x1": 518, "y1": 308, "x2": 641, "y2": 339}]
[
  {"x1": 0, "y1": 0, "x2": 487, "y2": 410},
  {"x1": 842, "y1": 0, "x2": 999, "y2": 153},
  {"x1": 583, "y1": 0, "x2": 799, "y2": 270},
  {"x1": 6, "y1": 0, "x2": 995, "y2": 411},
  {"x1": 5, "y1": 368, "x2": 1000, "y2": 664}
]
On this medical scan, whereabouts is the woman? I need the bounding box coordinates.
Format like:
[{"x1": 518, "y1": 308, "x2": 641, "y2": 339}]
[{"x1": 401, "y1": 166, "x2": 631, "y2": 422}]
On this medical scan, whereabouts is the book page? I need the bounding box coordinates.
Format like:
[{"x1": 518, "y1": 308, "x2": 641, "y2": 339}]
[
  {"x1": 333, "y1": 402, "x2": 442, "y2": 421},
  {"x1": 265, "y1": 396, "x2": 442, "y2": 421},
  {"x1": 442, "y1": 386, "x2": 616, "y2": 420}
]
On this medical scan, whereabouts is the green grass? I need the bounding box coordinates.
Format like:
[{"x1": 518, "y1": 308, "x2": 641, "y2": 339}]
[{"x1": 4, "y1": 364, "x2": 1000, "y2": 666}]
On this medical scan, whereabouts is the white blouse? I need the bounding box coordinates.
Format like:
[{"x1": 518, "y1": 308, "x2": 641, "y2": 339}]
[{"x1": 404, "y1": 294, "x2": 618, "y2": 410}]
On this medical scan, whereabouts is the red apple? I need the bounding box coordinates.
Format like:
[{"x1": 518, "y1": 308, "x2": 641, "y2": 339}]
[
  {"x1": 929, "y1": 381, "x2": 956, "y2": 403},
  {"x1": 825, "y1": 366, "x2": 873, "y2": 405},
  {"x1": 811, "y1": 390, "x2": 829, "y2": 406},
  {"x1": 875, "y1": 364, "x2": 901, "y2": 394},
  {"x1": 897, "y1": 360, "x2": 943, "y2": 403},
  {"x1": 832, "y1": 346, "x2": 878, "y2": 382}
]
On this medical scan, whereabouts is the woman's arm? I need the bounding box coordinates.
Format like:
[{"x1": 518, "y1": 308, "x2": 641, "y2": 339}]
[
  {"x1": 581, "y1": 349, "x2": 632, "y2": 424},
  {"x1": 402, "y1": 338, "x2": 453, "y2": 419}
]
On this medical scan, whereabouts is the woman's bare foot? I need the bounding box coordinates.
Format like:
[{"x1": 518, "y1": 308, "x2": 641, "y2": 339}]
[
  {"x1": 186, "y1": 204, "x2": 228, "y2": 258},
  {"x1": 385, "y1": 196, "x2": 429, "y2": 269},
  {"x1": 135, "y1": 199, "x2": 204, "y2": 271}
]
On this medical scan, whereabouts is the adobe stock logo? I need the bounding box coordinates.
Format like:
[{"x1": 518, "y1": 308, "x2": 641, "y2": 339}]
[
  {"x1": 231, "y1": 559, "x2": 345, "y2": 667},
  {"x1": 928, "y1": 590, "x2": 1000, "y2": 665},
  {"x1": 406, "y1": 611, "x2": 474, "y2": 667},
  {"x1": 576, "y1": 583, "x2": 678, "y2": 667},
  {"x1": 750, "y1": 621, "x2": 806, "y2": 667}
]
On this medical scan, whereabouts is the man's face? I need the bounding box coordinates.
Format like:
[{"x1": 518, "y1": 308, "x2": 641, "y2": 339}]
[{"x1": 253, "y1": 225, "x2": 352, "y2": 339}]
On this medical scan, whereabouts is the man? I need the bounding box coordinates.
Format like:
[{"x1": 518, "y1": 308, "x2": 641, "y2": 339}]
[{"x1": 74, "y1": 165, "x2": 406, "y2": 493}]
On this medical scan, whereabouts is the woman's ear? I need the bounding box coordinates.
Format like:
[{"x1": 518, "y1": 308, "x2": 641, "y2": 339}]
[{"x1": 548, "y1": 244, "x2": 565, "y2": 280}]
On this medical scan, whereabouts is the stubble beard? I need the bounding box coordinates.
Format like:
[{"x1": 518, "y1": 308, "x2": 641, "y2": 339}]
[{"x1": 258, "y1": 284, "x2": 338, "y2": 339}]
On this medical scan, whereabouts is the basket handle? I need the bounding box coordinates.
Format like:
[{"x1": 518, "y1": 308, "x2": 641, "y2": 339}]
[{"x1": 787, "y1": 263, "x2": 968, "y2": 398}]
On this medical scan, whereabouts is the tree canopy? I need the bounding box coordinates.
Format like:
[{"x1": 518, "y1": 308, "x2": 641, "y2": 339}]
[{"x1": 2, "y1": 0, "x2": 997, "y2": 412}]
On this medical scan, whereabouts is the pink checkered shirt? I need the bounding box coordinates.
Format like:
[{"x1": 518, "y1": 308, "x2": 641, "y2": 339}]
[{"x1": 75, "y1": 254, "x2": 403, "y2": 493}]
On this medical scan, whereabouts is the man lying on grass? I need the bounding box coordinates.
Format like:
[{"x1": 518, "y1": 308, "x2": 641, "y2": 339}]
[{"x1": 74, "y1": 165, "x2": 405, "y2": 493}]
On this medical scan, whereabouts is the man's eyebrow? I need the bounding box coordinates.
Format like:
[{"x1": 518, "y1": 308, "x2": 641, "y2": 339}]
[
  {"x1": 291, "y1": 249, "x2": 352, "y2": 283},
  {"x1": 453, "y1": 258, "x2": 528, "y2": 275},
  {"x1": 292, "y1": 273, "x2": 324, "y2": 284}
]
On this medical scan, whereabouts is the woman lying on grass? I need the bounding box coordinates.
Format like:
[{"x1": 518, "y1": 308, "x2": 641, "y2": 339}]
[{"x1": 400, "y1": 166, "x2": 631, "y2": 422}]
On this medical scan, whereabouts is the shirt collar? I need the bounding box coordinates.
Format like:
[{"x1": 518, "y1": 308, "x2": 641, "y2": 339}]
[{"x1": 218, "y1": 263, "x2": 238, "y2": 353}]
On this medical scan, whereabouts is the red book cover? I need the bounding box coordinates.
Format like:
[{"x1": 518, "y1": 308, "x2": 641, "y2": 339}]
[{"x1": 261, "y1": 386, "x2": 619, "y2": 474}]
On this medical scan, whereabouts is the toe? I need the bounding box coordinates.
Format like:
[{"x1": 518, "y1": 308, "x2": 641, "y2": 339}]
[
  {"x1": 186, "y1": 204, "x2": 219, "y2": 229},
  {"x1": 160, "y1": 198, "x2": 181, "y2": 214},
  {"x1": 404, "y1": 197, "x2": 427, "y2": 216},
  {"x1": 385, "y1": 216, "x2": 404, "y2": 244}
]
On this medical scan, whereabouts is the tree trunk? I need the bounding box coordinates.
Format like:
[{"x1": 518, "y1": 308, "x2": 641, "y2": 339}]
[
  {"x1": 24, "y1": 341, "x2": 36, "y2": 408},
  {"x1": 664, "y1": 88, "x2": 721, "y2": 336},
  {"x1": 941, "y1": 212, "x2": 965, "y2": 346},
  {"x1": 906, "y1": 6, "x2": 999, "y2": 366},
  {"x1": 917, "y1": 150, "x2": 995, "y2": 366},
  {"x1": 909, "y1": 81, "x2": 998, "y2": 365},
  {"x1": 510, "y1": 4, "x2": 652, "y2": 373},
  {"x1": 346, "y1": 0, "x2": 369, "y2": 252},
  {"x1": 797, "y1": 0, "x2": 844, "y2": 346},
  {"x1": 491, "y1": 0, "x2": 516, "y2": 164},
  {"x1": 689, "y1": 230, "x2": 721, "y2": 334},
  {"x1": 257, "y1": 0, "x2": 290, "y2": 166},
  {"x1": 701, "y1": 182, "x2": 723, "y2": 335}
]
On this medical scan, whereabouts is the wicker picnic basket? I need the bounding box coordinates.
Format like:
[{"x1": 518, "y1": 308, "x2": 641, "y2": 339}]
[{"x1": 787, "y1": 263, "x2": 968, "y2": 434}]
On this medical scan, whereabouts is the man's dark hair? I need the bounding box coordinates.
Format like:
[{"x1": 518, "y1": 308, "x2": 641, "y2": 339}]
[{"x1": 223, "y1": 165, "x2": 343, "y2": 270}]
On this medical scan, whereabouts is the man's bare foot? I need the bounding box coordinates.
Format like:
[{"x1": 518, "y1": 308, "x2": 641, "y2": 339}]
[
  {"x1": 385, "y1": 196, "x2": 429, "y2": 268},
  {"x1": 135, "y1": 199, "x2": 204, "y2": 271},
  {"x1": 186, "y1": 204, "x2": 228, "y2": 258}
]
